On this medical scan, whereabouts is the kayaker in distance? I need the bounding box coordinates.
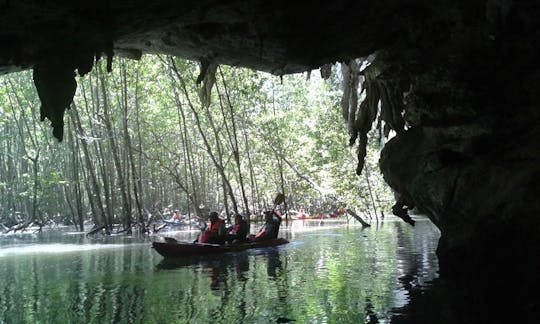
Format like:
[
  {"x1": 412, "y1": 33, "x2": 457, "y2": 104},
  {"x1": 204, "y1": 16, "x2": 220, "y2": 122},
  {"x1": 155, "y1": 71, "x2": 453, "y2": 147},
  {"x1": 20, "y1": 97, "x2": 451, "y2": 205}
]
[
  {"x1": 298, "y1": 208, "x2": 308, "y2": 219},
  {"x1": 170, "y1": 210, "x2": 181, "y2": 222},
  {"x1": 198, "y1": 211, "x2": 227, "y2": 244}
]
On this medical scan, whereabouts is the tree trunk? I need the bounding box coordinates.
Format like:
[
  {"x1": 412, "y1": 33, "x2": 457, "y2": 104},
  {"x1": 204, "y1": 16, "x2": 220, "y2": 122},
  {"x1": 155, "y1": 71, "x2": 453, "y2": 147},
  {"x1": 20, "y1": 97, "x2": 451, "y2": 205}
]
[
  {"x1": 364, "y1": 166, "x2": 380, "y2": 222},
  {"x1": 129, "y1": 61, "x2": 145, "y2": 232},
  {"x1": 83, "y1": 74, "x2": 113, "y2": 230},
  {"x1": 217, "y1": 68, "x2": 250, "y2": 215},
  {"x1": 168, "y1": 57, "x2": 238, "y2": 215},
  {"x1": 168, "y1": 64, "x2": 204, "y2": 217},
  {"x1": 6, "y1": 80, "x2": 41, "y2": 226},
  {"x1": 71, "y1": 101, "x2": 108, "y2": 232},
  {"x1": 98, "y1": 65, "x2": 132, "y2": 233},
  {"x1": 346, "y1": 209, "x2": 371, "y2": 227}
]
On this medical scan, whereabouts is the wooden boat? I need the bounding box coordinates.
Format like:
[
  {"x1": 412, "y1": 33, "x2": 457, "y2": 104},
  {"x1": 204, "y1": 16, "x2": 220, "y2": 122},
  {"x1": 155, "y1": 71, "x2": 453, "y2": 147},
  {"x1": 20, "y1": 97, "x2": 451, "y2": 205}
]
[
  {"x1": 152, "y1": 237, "x2": 289, "y2": 258},
  {"x1": 163, "y1": 219, "x2": 201, "y2": 227},
  {"x1": 163, "y1": 220, "x2": 183, "y2": 226}
]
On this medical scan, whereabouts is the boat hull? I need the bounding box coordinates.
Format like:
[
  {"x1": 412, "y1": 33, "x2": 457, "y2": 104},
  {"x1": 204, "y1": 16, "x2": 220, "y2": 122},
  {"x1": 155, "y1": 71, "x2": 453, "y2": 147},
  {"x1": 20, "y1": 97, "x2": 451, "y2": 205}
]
[
  {"x1": 152, "y1": 238, "x2": 289, "y2": 258},
  {"x1": 163, "y1": 220, "x2": 183, "y2": 226}
]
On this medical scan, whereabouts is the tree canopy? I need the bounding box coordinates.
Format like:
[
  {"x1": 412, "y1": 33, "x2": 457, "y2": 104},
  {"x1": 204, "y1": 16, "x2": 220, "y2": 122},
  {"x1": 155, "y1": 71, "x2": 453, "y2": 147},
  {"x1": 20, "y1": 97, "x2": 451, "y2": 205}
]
[{"x1": 0, "y1": 56, "x2": 393, "y2": 234}]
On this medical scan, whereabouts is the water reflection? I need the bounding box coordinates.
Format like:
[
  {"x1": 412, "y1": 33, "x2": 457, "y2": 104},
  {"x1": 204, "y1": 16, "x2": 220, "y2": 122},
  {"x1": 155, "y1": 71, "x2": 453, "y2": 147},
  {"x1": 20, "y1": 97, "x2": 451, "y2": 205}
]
[
  {"x1": 0, "y1": 243, "x2": 133, "y2": 257},
  {"x1": 156, "y1": 247, "x2": 287, "y2": 304},
  {"x1": 0, "y1": 217, "x2": 441, "y2": 323}
]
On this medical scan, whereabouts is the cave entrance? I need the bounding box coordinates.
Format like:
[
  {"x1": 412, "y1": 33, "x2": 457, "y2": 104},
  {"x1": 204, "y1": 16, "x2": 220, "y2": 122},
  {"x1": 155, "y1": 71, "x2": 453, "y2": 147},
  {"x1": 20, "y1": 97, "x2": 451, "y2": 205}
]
[{"x1": 0, "y1": 55, "x2": 397, "y2": 234}]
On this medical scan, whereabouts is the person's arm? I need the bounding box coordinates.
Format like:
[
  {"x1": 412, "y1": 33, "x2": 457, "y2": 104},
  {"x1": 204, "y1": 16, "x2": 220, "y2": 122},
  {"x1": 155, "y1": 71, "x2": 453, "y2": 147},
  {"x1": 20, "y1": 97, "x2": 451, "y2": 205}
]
[
  {"x1": 255, "y1": 228, "x2": 265, "y2": 238},
  {"x1": 255, "y1": 223, "x2": 269, "y2": 238}
]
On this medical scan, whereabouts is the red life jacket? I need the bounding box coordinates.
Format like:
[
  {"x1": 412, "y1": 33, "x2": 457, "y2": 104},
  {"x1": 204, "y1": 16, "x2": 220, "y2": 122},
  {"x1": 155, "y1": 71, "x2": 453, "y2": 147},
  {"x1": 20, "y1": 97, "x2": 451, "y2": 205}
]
[
  {"x1": 199, "y1": 231, "x2": 212, "y2": 243},
  {"x1": 199, "y1": 219, "x2": 225, "y2": 243},
  {"x1": 209, "y1": 218, "x2": 225, "y2": 233}
]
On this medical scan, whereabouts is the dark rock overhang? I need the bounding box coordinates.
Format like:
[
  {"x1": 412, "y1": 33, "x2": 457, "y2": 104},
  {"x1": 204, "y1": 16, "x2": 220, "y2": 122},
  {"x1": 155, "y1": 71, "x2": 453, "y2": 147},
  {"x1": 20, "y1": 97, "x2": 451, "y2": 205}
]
[
  {"x1": 2, "y1": 1, "x2": 539, "y2": 137},
  {"x1": 0, "y1": 0, "x2": 413, "y2": 76},
  {"x1": 2, "y1": 0, "x2": 420, "y2": 141}
]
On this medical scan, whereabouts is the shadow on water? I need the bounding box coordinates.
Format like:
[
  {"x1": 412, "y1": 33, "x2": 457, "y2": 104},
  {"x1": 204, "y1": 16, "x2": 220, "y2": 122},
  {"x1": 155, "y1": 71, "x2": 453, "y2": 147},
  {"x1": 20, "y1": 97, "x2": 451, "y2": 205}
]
[
  {"x1": 389, "y1": 219, "x2": 539, "y2": 324},
  {"x1": 156, "y1": 250, "x2": 253, "y2": 291},
  {"x1": 155, "y1": 247, "x2": 292, "y2": 322},
  {"x1": 391, "y1": 274, "x2": 539, "y2": 323},
  {"x1": 156, "y1": 246, "x2": 285, "y2": 274}
]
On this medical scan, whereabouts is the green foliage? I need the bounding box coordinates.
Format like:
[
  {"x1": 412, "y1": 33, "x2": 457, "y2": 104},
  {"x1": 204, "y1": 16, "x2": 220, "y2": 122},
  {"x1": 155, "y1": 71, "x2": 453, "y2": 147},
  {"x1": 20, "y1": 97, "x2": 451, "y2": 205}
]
[{"x1": 0, "y1": 56, "x2": 393, "y2": 225}]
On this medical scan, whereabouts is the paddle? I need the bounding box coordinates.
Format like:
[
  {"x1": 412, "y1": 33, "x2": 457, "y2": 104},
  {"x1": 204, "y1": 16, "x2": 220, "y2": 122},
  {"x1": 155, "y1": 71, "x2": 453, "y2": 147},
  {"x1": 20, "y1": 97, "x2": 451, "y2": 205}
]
[
  {"x1": 272, "y1": 192, "x2": 286, "y2": 220},
  {"x1": 273, "y1": 192, "x2": 285, "y2": 207}
]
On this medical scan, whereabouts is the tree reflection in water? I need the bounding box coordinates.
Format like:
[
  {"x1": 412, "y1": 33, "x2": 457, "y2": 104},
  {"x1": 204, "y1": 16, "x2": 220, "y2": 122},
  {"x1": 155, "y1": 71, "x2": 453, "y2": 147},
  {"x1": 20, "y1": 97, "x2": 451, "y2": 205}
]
[{"x1": 0, "y1": 218, "x2": 442, "y2": 323}]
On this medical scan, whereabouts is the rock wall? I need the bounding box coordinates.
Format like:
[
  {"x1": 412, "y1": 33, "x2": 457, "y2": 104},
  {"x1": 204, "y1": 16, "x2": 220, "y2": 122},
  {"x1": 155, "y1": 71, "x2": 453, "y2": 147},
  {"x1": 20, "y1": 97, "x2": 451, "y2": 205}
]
[{"x1": 378, "y1": 0, "x2": 540, "y2": 314}]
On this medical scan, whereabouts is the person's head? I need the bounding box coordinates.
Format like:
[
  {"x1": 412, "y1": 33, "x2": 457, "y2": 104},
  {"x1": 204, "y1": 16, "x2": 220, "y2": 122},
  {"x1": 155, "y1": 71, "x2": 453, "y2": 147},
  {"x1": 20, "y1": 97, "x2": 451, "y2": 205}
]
[
  {"x1": 264, "y1": 211, "x2": 274, "y2": 222},
  {"x1": 209, "y1": 211, "x2": 219, "y2": 221},
  {"x1": 234, "y1": 213, "x2": 242, "y2": 222}
]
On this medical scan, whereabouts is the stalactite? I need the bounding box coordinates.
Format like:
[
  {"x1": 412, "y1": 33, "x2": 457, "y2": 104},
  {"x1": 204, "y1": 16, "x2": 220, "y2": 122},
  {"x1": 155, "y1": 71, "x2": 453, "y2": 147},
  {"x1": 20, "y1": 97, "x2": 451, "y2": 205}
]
[
  {"x1": 340, "y1": 62, "x2": 351, "y2": 122},
  {"x1": 348, "y1": 60, "x2": 359, "y2": 134},
  {"x1": 340, "y1": 54, "x2": 407, "y2": 176},
  {"x1": 319, "y1": 63, "x2": 332, "y2": 79},
  {"x1": 197, "y1": 59, "x2": 218, "y2": 108},
  {"x1": 378, "y1": 79, "x2": 404, "y2": 134},
  {"x1": 33, "y1": 60, "x2": 77, "y2": 142}
]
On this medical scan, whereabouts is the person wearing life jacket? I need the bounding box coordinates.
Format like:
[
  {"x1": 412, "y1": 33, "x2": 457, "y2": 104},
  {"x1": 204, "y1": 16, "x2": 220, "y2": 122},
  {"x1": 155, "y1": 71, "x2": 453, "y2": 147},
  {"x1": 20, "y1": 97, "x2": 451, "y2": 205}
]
[
  {"x1": 170, "y1": 211, "x2": 181, "y2": 222},
  {"x1": 198, "y1": 211, "x2": 226, "y2": 244},
  {"x1": 250, "y1": 210, "x2": 281, "y2": 242},
  {"x1": 226, "y1": 213, "x2": 249, "y2": 243}
]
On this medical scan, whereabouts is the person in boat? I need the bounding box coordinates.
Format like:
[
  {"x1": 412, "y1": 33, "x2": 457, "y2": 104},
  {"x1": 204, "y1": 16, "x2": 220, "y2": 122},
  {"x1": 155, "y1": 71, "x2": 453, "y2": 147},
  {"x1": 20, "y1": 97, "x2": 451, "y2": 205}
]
[
  {"x1": 250, "y1": 210, "x2": 281, "y2": 242},
  {"x1": 226, "y1": 213, "x2": 249, "y2": 243},
  {"x1": 198, "y1": 211, "x2": 227, "y2": 244},
  {"x1": 170, "y1": 210, "x2": 181, "y2": 222}
]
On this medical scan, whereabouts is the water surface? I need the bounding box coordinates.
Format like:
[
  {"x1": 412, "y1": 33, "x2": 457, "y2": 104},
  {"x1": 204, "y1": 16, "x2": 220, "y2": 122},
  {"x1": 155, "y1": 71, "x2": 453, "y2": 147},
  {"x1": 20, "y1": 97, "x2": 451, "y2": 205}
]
[{"x1": 0, "y1": 217, "x2": 440, "y2": 323}]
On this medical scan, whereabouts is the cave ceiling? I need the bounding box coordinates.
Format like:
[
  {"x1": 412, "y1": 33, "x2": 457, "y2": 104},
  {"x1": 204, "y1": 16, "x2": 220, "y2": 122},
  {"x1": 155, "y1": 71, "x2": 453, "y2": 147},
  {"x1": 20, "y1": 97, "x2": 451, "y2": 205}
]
[
  {"x1": 0, "y1": 0, "x2": 410, "y2": 76},
  {"x1": 2, "y1": 0, "x2": 436, "y2": 142}
]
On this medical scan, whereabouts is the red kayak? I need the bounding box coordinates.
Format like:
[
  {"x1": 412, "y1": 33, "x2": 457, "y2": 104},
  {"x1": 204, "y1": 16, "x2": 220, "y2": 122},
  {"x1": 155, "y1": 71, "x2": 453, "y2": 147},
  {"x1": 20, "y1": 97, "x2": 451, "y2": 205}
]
[{"x1": 152, "y1": 238, "x2": 289, "y2": 258}]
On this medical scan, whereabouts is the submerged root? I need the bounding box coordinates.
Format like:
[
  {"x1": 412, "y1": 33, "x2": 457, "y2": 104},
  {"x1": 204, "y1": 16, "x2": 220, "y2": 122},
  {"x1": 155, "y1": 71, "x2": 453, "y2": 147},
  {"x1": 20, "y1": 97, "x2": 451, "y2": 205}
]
[
  {"x1": 4, "y1": 221, "x2": 44, "y2": 234},
  {"x1": 153, "y1": 223, "x2": 167, "y2": 233},
  {"x1": 86, "y1": 224, "x2": 108, "y2": 236},
  {"x1": 346, "y1": 209, "x2": 371, "y2": 227}
]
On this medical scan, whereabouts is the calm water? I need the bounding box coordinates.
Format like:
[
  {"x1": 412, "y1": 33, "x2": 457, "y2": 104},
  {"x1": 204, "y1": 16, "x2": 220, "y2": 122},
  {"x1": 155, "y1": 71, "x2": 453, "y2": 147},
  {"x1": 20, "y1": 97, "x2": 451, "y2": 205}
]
[{"x1": 0, "y1": 216, "x2": 440, "y2": 323}]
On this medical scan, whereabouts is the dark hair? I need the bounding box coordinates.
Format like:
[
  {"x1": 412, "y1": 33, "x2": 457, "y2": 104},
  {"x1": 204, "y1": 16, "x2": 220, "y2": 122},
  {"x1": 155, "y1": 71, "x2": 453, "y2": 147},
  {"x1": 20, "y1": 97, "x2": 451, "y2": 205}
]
[{"x1": 209, "y1": 211, "x2": 219, "y2": 218}]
